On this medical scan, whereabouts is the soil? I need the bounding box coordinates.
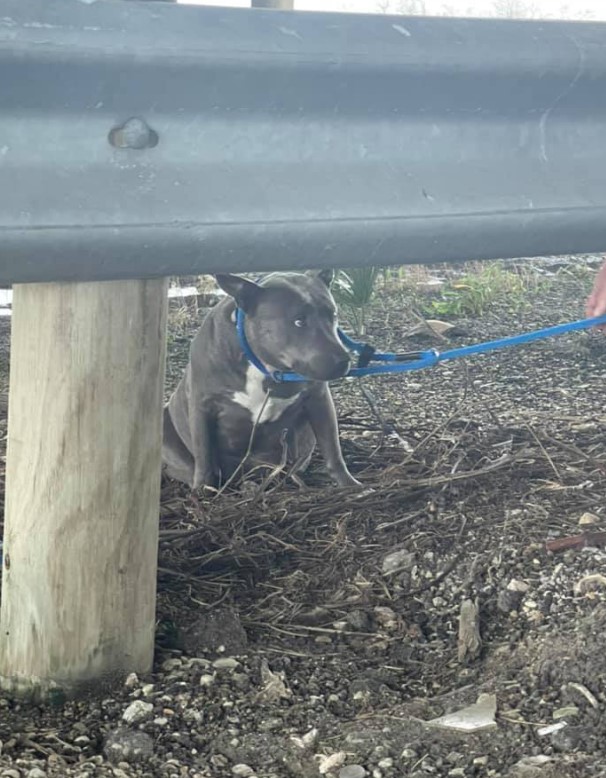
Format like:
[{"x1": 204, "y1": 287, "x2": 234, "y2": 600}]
[{"x1": 1, "y1": 258, "x2": 606, "y2": 778}]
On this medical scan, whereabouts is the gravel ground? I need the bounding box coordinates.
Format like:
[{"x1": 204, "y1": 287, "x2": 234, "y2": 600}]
[{"x1": 1, "y1": 257, "x2": 606, "y2": 778}]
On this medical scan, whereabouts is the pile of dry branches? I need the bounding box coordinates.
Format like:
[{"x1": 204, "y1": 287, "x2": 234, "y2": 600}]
[{"x1": 156, "y1": 409, "x2": 604, "y2": 627}]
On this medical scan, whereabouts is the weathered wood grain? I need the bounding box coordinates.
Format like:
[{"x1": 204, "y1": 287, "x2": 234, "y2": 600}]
[{"x1": 0, "y1": 279, "x2": 168, "y2": 698}]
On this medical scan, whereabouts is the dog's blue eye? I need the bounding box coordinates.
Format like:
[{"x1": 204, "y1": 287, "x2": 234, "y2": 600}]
[{"x1": 294, "y1": 319, "x2": 306, "y2": 328}]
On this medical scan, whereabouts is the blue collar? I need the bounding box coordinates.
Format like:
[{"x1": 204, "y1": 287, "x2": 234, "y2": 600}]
[{"x1": 235, "y1": 307, "x2": 308, "y2": 382}]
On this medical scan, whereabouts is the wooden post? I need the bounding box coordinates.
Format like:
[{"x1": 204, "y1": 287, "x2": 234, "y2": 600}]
[
  {"x1": 0, "y1": 279, "x2": 168, "y2": 699},
  {"x1": 251, "y1": 0, "x2": 294, "y2": 9}
]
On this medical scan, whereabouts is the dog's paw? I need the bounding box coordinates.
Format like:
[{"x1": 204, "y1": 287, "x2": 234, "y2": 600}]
[
  {"x1": 332, "y1": 471, "x2": 362, "y2": 488},
  {"x1": 193, "y1": 484, "x2": 219, "y2": 498},
  {"x1": 333, "y1": 475, "x2": 374, "y2": 497},
  {"x1": 192, "y1": 469, "x2": 219, "y2": 493}
]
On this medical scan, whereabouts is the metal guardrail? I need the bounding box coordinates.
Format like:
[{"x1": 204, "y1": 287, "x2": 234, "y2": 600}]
[{"x1": 1, "y1": 0, "x2": 606, "y2": 284}]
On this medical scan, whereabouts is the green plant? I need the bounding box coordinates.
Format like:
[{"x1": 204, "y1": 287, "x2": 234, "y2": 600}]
[
  {"x1": 424, "y1": 263, "x2": 530, "y2": 317},
  {"x1": 556, "y1": 259, "x2": 596, "y2": 295},
  {"x1": 380, "y1": 265, "x2": 413, "y2": 289},
  {"x1": 331, "y1": 267, "x2": 381, "y2": 334}
]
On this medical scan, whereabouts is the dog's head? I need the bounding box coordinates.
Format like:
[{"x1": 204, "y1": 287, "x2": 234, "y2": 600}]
[{"x1": 216, "y1": 270, "x2": 351, "y2": 381}]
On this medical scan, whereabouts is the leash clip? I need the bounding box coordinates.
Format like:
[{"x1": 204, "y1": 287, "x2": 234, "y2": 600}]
[{"x1": 356, "y1": 344, "x2": 376, "y2": 369}]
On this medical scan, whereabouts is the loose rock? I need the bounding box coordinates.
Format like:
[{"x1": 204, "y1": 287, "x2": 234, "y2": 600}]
[
  {"x1": 257, "y1": 659, "x2": 292, "y2": 703},
  {"x1": 182, "y1": 607, "x2": 248, "y2": 656},
  {"x1": 318, "y1": 752, "x2": 347, "y2": 774},
  {"x1": 381, "y1": 549, "x2": 416, "y2": 576},
  {"x1": 103, "y1": 728, "x2": 154, "y2": 765},
  {"x1": 339, "y1": 766, "x2": 367, "y2": 778},
  {"x1": 122, "y1": 700, "x2": 154, "y2": 725},
  {"x1": 497, "y1": 579, "x2": 530, "y2": 613},
  {"x1": 579, "y1": 512, "x2": 600, "y2": 526},
  {"x1": 213, "y1": 657, "x2": 240, "y2": 671},
  {"x1": 232, "y1": 765, "x2": 255, "y2": 778},
  {"x1": 426, "y1": 693, "x2": 497, "y2": 733}
]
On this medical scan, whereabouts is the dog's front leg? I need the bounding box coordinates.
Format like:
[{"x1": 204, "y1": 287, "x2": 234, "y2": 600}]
[
  {"x1": 189, "y1": 400, "x2": 216, "y2": 490},
  {"x1": 305, "y1": 385, "x2": 361, "y2": 488}
]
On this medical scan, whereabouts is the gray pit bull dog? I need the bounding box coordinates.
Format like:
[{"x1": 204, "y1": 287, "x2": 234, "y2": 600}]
[{"x1": 162, "y1": 269, "x2": 362, "y2": 490}]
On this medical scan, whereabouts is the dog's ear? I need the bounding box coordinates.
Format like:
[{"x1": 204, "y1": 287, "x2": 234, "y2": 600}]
[
  {"x1": 307, "y1": 268, "x2": 334, "y2": 288},
  {"x1": 215, "y1": 274, "x2": 263, "y2": 312}
]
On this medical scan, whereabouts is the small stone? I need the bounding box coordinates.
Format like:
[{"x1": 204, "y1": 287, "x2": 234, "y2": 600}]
[
  {"x1": 318, "y1": 752, "x2": 347, "y2": 774},
  {"x1": 401, "y1": 748, "x2": 418, "y2": 760},
  {"x1": 291, "y1": 727, "x2": 319, "y2": 751},
  {"x1": 257, "y1": 659, "x2": 292, "y2": 702},
  {"x1": 182, "y1": 607, "x2": 248, "y2": 656},
  {"x1": 373, "y1": 607, "x2": 398, "y2": 631},
  {"x1": 161, "y1": 658, "x2": 182, "y2": 672},
  {"x1": 212, "y1": 657, "x2": 240, "y2": 670},
  {"x1": 103, "y1": 728, "x2": 154, "y2": 765},
  {"x1": 448, "y1": 770, "x2": 466, "y2": 778},
  {"x1": 426, "y1": 693, "x2": 497, "y2": 732},
  {"x1": 124, "y1": 672, "x2": 139, "y2": 688},
  {"x1": 579, "y1": 512, "x2": 600, "y2": 526},
  {"x1": 382, "y1": 549, "x2": 416, "y2": 576},
  {"x1": 187, "y1": 657, "x2": 212, "y2": 668},
  {"x1": 472, "y1": 757, "x2": 488, "y2": 767},
  {"x1": 232, "y1": 766, "x2": 255, "y2": 778},
  {"x1": 445, "y1": 752, "x2": 463, "y2": 765},
  {"x1": 2, "y1": 771, "x2": 20, "y2": 778},
  {"x1": 141, "y1": 684, "x2": 155, "y2": 696},
  {"x1": 339, "y1": 767, "x2": 367, "y2": 778},
  {"x1": 153, "y1": 717, "x2": 168, "y2": 727},
  {"x1": 27, "y1": 770, "x2": 47, "y2": 778},
  {"x1": 199, "y1": 673, "x2": 216, "y2": 687},
  {"x1": 378, "y1": 758, "x2": 394, "y2": 770},
  {"x1": 122, "y1": 700, "x2": 154, "y2": 725},
  {"x1": 507, "y1": 756, "x2": 552, "y2": 777},
  {"x1": 497, "y1": 579, "x2": 529, "y2": 613},
  {"x1": 507, "y1": 579, "x2": 530, "y2": 593}
]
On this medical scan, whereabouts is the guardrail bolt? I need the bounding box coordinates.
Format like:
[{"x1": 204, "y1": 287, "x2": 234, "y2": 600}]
[{"x1": 108, "y1": 117, "x2": 159, "y2": 149}]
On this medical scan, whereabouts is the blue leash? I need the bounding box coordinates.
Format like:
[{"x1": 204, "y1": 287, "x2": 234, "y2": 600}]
[{"x1": 236, "y1": 308, "x2": 606, "y2": 383}]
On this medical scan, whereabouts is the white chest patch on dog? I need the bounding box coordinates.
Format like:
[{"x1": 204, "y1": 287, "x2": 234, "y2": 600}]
[{"x1": 232, "y1": 365, "x2": 301, "y2": 424}]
